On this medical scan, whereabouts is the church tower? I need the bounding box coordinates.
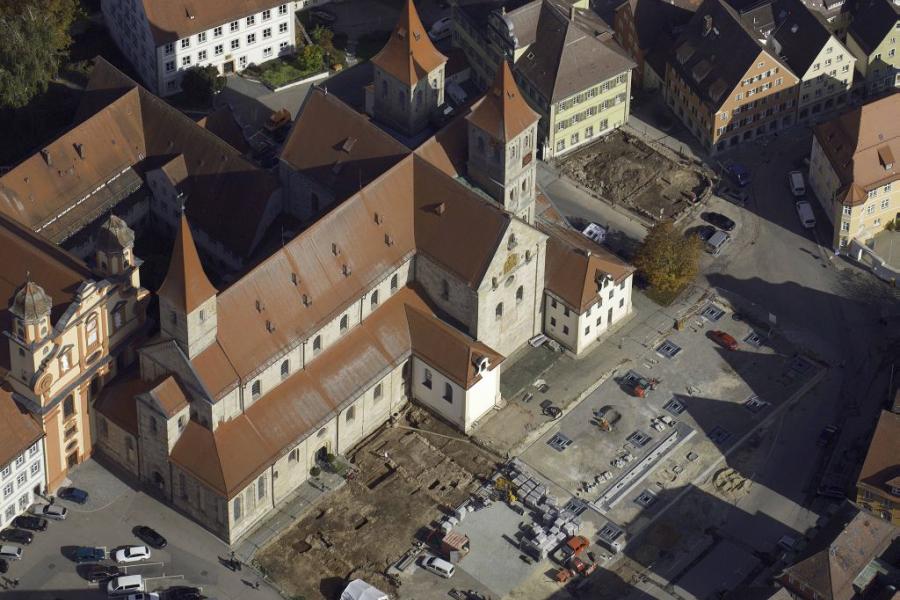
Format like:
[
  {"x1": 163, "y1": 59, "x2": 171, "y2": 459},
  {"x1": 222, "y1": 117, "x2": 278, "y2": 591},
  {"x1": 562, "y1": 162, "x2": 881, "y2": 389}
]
[
  {"x1": 95, "y1": 215, "x2": 141, "y2": 289},
  {"x1": 466, "y1": 61, "x2": 541, "y2": 224},
  {"x1": 371, "y1": 0, "x2": 447, "y2": 137},
  {"x1": 157, "y1": 215, "x2": 217, "y2": 359}
]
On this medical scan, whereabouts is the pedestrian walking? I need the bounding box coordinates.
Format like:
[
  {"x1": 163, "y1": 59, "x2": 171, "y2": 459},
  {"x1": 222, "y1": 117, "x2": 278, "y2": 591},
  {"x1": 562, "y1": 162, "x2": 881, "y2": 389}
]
[{"x1": 12, "y1": 578, "x2": 19, "y2": 588}]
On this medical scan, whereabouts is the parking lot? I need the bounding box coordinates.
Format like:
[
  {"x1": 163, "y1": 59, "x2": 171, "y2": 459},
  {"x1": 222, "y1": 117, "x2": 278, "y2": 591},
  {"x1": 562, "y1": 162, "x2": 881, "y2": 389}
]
[
  {"x1": 1, "y1": 460, "x2": 280, "y2": 600},
  {"x1": 520, "y1": 301, "x2": 824, "y2": 527}
]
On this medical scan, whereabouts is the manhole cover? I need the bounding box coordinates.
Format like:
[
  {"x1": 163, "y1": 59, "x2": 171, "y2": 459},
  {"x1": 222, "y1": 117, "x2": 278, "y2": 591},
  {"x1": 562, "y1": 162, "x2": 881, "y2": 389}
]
[
  {"x1": 709, "y1": 425, "x2": 732, "y2": 445},
  {"x1": 635, "y1": 489, "x2": 657, "y2": 507},
  {"x1": 744, "y1": 395, "x2": 768, "y2": 413},
  {"x1": 627, "y1": 430, "x2": 653, "y2": 448},
  {"x1": 744, "y1": 332, "x2": 763, "y2": 347},
  {"x1": 656, "y1": 339, "x2": 682, "y2": 359},
  {"x1": 548, "y1": 433, "x2": 573, "y2": 452},
  {"x1": 701, "y1": 304, "x2": 726, "y2": 322},
  {"x1": 664, "y1": 398, "x2": 686, "y2": 415}
]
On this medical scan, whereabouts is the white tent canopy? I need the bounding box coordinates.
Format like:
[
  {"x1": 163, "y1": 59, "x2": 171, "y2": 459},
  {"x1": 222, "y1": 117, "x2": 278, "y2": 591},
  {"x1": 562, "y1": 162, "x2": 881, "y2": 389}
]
[{"x1": 340, "y1": 579, "x2": 389, "y2": 600}]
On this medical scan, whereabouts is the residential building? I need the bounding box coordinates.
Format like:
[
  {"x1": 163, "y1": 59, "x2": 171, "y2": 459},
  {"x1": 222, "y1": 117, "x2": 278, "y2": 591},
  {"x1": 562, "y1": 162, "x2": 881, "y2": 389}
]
[
  {"x1": 777, "y1": 502, "x2": 897, "y2": 600},
  {"x1": 101, "y1": 0, "x2": 296, "y2": 96},
  {"x1": 453, "y1": 0, "x2": 636, "y2": 158},
  {"x1": 664, "y1": 0, "x2": 800, "y2": 153},
  {"x1": 845, "y1": 0, "x2": 900, "y2": 96},
  {"x1": 83, "y1": 24, "x2": 635, "y2": 543},
  {"x1": 539, "y1": 222, "x2": 634, "y2": 354},
  {"x1": 0, "y1": 211, "x2": 148, "y2": 492},
  {"x1": 0, "y1": 58, "x2": 281, "y2": 274},
  {"x1": 856, "y1": 410, "x2": 900, "y2": 525},
  {"x1": 612, "y1": 0, "x2": 701, "y2": 89},
  {"x1": 764, "y1": 0, "x2": 855, "y2": 123},
  {"x1": 807, "y1": 93, "x2": 899, "y2": 252},
  {"x1": 0, "y1": 389, "x2": 44, "y2": 529}
]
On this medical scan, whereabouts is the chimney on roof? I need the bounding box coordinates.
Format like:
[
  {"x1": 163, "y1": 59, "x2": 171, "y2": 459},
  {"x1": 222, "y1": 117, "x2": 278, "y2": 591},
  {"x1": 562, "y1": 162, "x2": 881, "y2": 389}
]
[
  {"x1": 385, "y1": 233, "x2": 394, "y2": 246},
  {"x1": 266, "y1": 319, "x2": 275, "y2": 332},
  {"x1": 434, "y1": 202, "x2": 446, "y2": 215},
  {"x1": 374, "y1": 212, "x2": 383, "y2": 225},
  {"x1": 570, "y1": 5, "x2": 576, "y2": 20},
  {"x1": 291, "y1": 272, "x2": 299, "y2": 285},
  {"x1": 302, "y1": 293, "x2": 311, "y2": 306},
  {"x1": 256, "y1": 299, "x2": 263, "y2": 312},
  {"x1": 40, "y1": 148, "x2": 51, "y2": 166},
  {"x1": 331, "y1": 242, "x2": 340, "y2": 256},
  {"x1": 74, "y1": 143, "x2": 85, "y2": 160},
  {"x1": 342, "y1": 264, "x2": 352, "y2": 277},
  {"x1": 703, "y1": 14, "x2": 713, "y2": 36}
]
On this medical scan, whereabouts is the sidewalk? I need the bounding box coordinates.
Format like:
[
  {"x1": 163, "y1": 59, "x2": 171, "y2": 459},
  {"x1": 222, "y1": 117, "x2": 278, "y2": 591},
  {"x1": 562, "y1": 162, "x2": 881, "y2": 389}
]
[{"x1": 474, "y1": 284, "x2": 712, "y2": 457}]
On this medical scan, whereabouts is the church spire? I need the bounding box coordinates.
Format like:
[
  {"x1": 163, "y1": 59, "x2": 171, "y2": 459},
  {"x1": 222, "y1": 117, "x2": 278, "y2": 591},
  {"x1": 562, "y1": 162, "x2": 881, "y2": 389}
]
[{"x1": 158, "y1": 214, "x2": 217, "y2": 314}]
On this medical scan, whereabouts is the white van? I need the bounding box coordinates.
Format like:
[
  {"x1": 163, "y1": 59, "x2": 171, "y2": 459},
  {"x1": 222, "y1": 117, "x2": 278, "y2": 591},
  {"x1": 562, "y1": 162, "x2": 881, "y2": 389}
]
[
  {"x1": 795, "y1": 200, "x2": 816, "y2": 228},
  {"x1": 705, "y1": 230, "x2": 731, "y2": 256},
  {"x1": 421, "y1": 555, "x2": 455, "y2": 578},
  {"x1": 788, "y1": 170, "x2": 805, "y2": 196},
  {"x1": 428, "y1": 17, "x2": 452, "y2": 41},
  {"x1": 107, "y1": 574, "x2": 144, "y2": 595}
]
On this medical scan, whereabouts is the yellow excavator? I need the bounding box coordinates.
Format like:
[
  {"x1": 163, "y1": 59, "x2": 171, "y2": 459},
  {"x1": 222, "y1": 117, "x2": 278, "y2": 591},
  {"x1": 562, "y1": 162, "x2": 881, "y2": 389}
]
[{"x1": 494, "y1": 477, "x2": 517, "y2": 504}]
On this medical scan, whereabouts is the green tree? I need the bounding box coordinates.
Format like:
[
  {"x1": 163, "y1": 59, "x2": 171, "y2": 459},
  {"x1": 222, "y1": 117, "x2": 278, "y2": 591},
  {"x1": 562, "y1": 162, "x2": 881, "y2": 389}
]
[
  {"x1": 296, "y1": 44, "x2": 324, "y2": 72},
  {"x1": 180, "y1": 65, "x2": 225, "y2": 105},
  {"x1": 310, "y1": 25, "x2": 334, "y2": 50},
  {"x1": 0, "y1": 0, "x2": 79, "y2": 109},
  {"x1": 634, "y1": 221, "x2": 701, "y2": 294}
]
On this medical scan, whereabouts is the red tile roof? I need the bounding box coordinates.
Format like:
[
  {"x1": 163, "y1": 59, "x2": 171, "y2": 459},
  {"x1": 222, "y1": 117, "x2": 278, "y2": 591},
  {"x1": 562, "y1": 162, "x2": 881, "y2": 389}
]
[
  {"x1": 467, "y1": 61, "x2": 540, "y2": 141},
  {"x1": 0, "y1": 384, "x2": 42, "y2": 470},
  {"x1": 158, "y1": 215, "x2": 218, "y2": 314},
  {"x1": 371, "y1": 0, "x2": 447, "y2": 86}
]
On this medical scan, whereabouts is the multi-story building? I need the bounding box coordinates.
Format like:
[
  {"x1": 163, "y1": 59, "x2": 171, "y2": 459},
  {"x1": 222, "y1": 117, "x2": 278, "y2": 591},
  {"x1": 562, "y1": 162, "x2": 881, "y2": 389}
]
[
  {"x1": 0, "y1": 389, "x2": 44, "y2": 529},
  {"x1": 0, "y1": 210, "x2": 148, "y2": 492},
  {"x1": 764, "y1": 0, "x2": 855, "y2": 123},
  {"x1": 453, "y1": 0, "x2": 635, "y2": 158},
  {"x1": 808, "y1": 93, "x2": 899, "y2": 252},
  {"x1": 664, "y1": 0, "x2": 800, "y2": 153},
  {"x1": 856, "y1": 410, "x2": 900, "y2": 525},
  {"x1": 0, "y1": 58, "x2": 281, "y2": 275},
  {"x1": 777, "y1": 502, "x2": 897, "y2": 600},
  {"x1": 612, "y1": 0, "x2": 700, "y2": 89},
  {"x1": 82, "y1": 1, "x2": 634, "y2": 544},
  {"x1": 845, "y1": 0, "x2": 900, "y2": 96},
  {"x1": 101, "y1": 0, "x2": 296, "y2": 96}
]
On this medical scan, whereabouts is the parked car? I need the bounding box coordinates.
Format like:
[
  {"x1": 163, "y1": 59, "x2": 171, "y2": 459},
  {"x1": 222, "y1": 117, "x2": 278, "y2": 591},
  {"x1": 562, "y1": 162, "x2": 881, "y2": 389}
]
[
  {"x1": 123, "y1": 593, "x2": 159, "y2": 600},
  {"x1": 57, "y1": 487, "x2": 89, "y2": 504},
  {"x1": 82, "y1": 563, "x2": 122, "y2": 583},
  {"x1": 309, "y1": 8, "x2": 336, "y2": 23},
  {"x1": 108, "y1": 574, "x2": 145, "y2": 596},
  {"x1": 134, "y1": 525, "x2": 167, "y2": 549},
  {"x1": 705, "y1": 230, "x2": 731, "y2": 256},
  {"x1": 166, "y1": 585, "x2": 207, "y2": 600},
  {"x1": 726, "y1": 163, "x2": 751, "y2": 187},
  {"x1": 428, "y1": 16, "x2": 452, "y2": 40},
  {"x1": 74, "y1": 546, "x2": 106, "y2": 563},
  {"x1": 689, "y1": 224, "x2": 717, "y2": 242},
  {"x1": 788, "y1": 170, "x2": 806, "y2": 196},
  {"x1": 0, "y1": 544, "x2": 23, "y2": 560},
  {"x1": 115, "y1": 545, "x2": 151, "y2": 563},
  {"x1": 708, "y1": 330, "x2": 738, "y2": 350},
  {"x1": 795, "y1": 200, "x2": 816, "y2": 229},
  {"x1": 13, "y1": 515, "x2": 47, "y2": 531},
  {"x1": 702, "y1": 211, "x2": 736, "y2": 231},
  {"x1": 0, "y1": 528, "x2": 33, "y2": 545},
  {"x1": 0, "y1": 558, "x2": 6, "y2": 573},
  {"x1": 31, "y1": 503, "x2": 67, "y2": 520},
  {"x1": 420, "y1": 555, "x2": 455, "y2": 578}
]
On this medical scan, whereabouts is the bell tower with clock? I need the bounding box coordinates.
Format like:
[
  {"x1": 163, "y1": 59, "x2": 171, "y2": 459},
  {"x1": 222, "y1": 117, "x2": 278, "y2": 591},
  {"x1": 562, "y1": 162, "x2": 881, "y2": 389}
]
[{"x1": 466, "y1": 61, "x2": 541, "y2": 224}]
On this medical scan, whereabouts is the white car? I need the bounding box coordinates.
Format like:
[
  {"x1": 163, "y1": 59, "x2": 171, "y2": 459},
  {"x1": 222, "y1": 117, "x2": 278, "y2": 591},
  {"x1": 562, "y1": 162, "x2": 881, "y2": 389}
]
[
  {"x1": 650, "y1": 419, "x2": 665, "y2": 432},
  {"x1": 31, "y1": 503, "x2": 67, "y2": 520},
  {"x1": 795, "y1": 200, "x2": 816, "y2": 228},
  {"x1": 115, "y1": 545, "x2": 151, "y2": 563},
  {"x1": 659, "y1": 416, "x2": 676, "y2": 427},
  {"x1": 0, "y1": 544, "x2": 23, "y2": 560}
]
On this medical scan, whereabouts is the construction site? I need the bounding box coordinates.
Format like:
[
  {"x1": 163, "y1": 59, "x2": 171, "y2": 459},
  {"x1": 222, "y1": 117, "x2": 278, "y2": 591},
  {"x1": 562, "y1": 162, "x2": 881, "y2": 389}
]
[
  {"x1": 557, "y1": 130, "x2": 713, "y2": 223},
  {"x1": 254, "y1": 406, "x2": 500, "y2": 600}
]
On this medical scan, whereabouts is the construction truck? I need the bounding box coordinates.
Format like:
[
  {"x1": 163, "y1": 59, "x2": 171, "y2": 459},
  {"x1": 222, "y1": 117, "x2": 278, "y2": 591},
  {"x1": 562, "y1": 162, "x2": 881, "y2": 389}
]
[{"x1": 622, "y1": 371, "x2": 659, "y2": 397}]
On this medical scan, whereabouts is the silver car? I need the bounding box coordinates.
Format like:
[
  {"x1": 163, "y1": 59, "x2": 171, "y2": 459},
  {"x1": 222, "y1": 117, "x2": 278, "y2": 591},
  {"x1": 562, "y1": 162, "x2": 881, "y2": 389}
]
[
  {"x1": 31, "y1": 503, "x2": 67, "y2": 520},
  {"x1": 0, "y1": 544, "x2": 23, "y2": 560}
]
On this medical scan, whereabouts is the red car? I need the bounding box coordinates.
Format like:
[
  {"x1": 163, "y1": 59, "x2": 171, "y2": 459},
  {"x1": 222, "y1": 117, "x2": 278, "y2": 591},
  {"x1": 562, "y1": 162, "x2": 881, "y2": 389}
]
[{"x1": 708, "y1": 330, "x2": 738, "y2": 350}]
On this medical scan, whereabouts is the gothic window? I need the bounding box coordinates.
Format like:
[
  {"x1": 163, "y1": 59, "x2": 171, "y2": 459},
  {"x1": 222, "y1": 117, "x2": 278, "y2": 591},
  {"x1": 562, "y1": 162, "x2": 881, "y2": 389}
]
[
  {"x1": 443, "y1": 382, "x2": 453, "y2": 403},
  {"x1": 313, "y1": 335, "x2": 322, "y2": 354},
  {"x1": 495, "y1": 303, "x2": 503, "y2": 319},
  {"x1": 516, "y1": 286, "x2": 524, "y2": 302},
  {"x1": 390, "y1": 274, "x2": 399, "y2": 292},
  {"x1": 251, "y1": 380, "x2": 261, "y2": 399},
  {"x1": 370, "y1": 290, "x2": 379, "y2": 308},
  {"x1": 423, "y1": 369, "x2": 433, "y2": 389},
  {"x1": 63, "y1": 395, "x2": 75, "y2": 418},
  {"x1": 340, "y1": 315, "x2": 349, "y2": 332},
  {"x1": 280, "y1": 360, "x2": 290, "y2": 380}
]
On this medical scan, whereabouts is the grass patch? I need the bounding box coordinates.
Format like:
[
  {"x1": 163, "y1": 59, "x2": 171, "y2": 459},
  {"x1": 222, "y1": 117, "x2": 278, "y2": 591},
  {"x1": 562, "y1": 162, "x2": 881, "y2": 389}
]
[{"x1": 244, "y1": 56, "x2": 324, "y2": 89}]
